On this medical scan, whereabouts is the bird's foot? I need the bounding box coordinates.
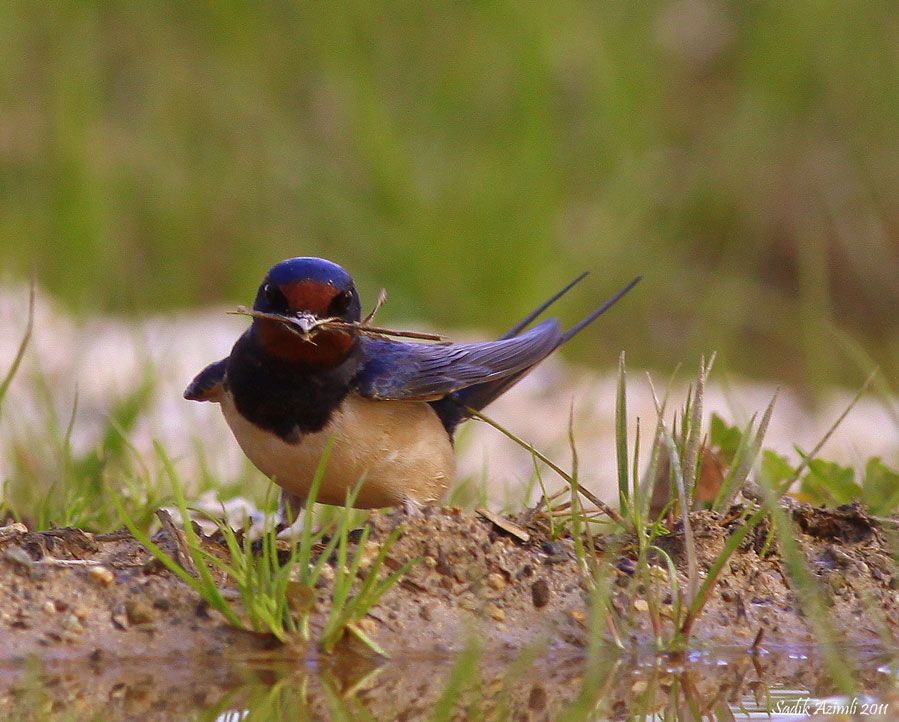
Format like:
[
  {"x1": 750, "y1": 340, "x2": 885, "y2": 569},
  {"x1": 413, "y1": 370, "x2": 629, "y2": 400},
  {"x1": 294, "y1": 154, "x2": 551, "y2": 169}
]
[
  {"x1": 402, "y1": 496, "x2": 424, "y2": 517},
  {"x1": 275, "y1": 489, "x2": 307, "y2": 540},
  {"x1": 276, "y1": 516, "x2": 306, "y2": 541}
]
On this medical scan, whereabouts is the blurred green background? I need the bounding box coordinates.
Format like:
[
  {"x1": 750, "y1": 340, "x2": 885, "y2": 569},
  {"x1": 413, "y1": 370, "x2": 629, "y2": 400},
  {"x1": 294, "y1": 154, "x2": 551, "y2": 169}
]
[{"x1": 1, "y1": 1, "x2": 896, "y2": 389}]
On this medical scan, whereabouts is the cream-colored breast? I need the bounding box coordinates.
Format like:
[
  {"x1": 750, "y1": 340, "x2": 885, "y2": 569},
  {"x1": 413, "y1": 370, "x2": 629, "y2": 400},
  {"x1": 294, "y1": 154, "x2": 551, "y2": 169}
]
[{"x1": 219, "y1": 391, "x2": 455, "y2": 508}]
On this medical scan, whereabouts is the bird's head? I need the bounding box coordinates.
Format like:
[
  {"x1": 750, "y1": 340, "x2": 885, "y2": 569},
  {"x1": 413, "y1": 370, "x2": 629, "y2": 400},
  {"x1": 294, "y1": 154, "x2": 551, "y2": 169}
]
[{"x1": 251, "y1": 257, "x2": 362, "y2": 367}]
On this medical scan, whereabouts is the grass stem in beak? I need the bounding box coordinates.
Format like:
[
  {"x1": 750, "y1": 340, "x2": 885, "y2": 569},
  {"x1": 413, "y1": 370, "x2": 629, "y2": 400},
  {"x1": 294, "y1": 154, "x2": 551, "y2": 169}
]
[{"x1": 229, "y1": 306, "x2": 447, "y2": 342}]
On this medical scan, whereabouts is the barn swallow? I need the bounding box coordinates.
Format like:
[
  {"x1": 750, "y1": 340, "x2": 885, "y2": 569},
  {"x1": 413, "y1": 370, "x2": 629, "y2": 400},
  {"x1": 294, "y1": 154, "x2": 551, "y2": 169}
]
[{"x1": 185, "y1": 257, "x2": 640, "y2": 515}]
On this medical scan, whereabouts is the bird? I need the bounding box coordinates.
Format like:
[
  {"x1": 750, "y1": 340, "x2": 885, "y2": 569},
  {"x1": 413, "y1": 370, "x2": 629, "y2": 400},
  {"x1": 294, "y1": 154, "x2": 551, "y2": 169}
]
[{"x1": 185, "y1": 257, "x2": 640, "y2": 518}]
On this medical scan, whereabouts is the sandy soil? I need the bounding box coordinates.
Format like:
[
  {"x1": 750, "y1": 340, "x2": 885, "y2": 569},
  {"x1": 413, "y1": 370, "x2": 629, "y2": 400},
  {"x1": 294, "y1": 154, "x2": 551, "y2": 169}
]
[{"x1": 2, "y1": 504, "x2": 895, "y2": 661}]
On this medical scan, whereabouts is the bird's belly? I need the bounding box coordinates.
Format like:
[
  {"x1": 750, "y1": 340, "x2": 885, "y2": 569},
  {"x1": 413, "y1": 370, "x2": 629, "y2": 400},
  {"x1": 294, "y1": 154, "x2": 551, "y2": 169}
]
[{"x1": 220, "y1": 392, "x2": 455, "y2": 508}]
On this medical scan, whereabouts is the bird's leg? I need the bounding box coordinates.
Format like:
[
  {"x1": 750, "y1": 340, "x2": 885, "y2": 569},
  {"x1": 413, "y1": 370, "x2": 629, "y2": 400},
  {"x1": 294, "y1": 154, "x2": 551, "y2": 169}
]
[
  {"x1": 277, "y1": 489, "x2": 307, "y2": 540},
  {"x1": 402, "y1": 496, "x2": 423, "y2": 517}
]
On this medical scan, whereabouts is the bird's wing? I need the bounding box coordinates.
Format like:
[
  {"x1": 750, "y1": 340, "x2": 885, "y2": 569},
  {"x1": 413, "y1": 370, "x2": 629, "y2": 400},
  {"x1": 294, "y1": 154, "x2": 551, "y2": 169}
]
[
  {"x1": 184, "y1": 359, "x2": 228, "y2": 402},
  {"x1": 354, "y1": 319, "x2": 562, "y2": 401}
]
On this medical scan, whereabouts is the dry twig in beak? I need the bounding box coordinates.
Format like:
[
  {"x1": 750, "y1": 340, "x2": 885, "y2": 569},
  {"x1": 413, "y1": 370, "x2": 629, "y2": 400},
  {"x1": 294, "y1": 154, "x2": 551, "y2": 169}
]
[{"x1": 228, "y1": 304, "x2": 447, "y2": 343}]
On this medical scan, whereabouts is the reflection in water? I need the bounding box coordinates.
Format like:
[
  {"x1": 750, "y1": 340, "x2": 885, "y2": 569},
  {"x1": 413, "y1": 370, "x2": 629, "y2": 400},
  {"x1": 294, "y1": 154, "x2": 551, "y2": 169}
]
[{"x1": 1, "y1": 644, "x2": 894, "y2": 721}]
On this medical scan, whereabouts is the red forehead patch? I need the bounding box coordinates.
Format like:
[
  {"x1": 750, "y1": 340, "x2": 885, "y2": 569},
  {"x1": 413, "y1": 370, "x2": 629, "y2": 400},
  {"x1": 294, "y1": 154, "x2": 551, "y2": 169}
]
[
  {"x1": 280, "y1": 280, "x2": 340, "y2": 314},
  {"x1": 257, "y1": 319, "x2": 355, "y2": 368}
]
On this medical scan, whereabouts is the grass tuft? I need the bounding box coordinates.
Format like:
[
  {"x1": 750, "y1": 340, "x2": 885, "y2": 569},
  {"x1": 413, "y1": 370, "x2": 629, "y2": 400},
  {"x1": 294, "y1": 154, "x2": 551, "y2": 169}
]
[{"x1": 116, "y1": 440, "x2": 412, "y2": 654}]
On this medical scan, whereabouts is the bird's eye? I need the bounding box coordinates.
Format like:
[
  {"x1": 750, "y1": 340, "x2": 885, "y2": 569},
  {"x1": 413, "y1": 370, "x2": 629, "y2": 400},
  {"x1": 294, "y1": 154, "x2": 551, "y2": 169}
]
[
  {"x1": 263, "y1": 283, "x2": 283, "y2": 306},
  {"x1": 328, "y1": 289, "x2": 354, "y2": 316}
]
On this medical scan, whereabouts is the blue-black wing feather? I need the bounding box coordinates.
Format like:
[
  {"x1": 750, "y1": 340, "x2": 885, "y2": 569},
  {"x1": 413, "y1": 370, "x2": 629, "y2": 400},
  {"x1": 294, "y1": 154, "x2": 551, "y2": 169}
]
[
  {"x1": 429, "y1": 275, "x2": 641, "y2": 433},
  {"x1": 354, "y1": 319, "x2": 563, "y2": 401},
  {"x1": 184, "y1": 358, "x2": 228, "y2": 401}
]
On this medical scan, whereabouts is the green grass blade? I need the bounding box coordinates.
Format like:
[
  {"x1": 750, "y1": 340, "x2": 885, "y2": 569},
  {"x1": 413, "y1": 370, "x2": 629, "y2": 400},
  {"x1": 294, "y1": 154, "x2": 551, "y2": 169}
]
[
  {"x1": 111, "y1": 491, "x2": 242, "y2": 628},
  {"x1": 776, "y1": 370, "x2": 877, "y2": 496},
  {"x1": 430, "y1": 639, "x2": 481, "y2": 722},
  {"x1": 711, "y1": 413, "x2": 758, "y2": 510},
  {"x1": 615, "y1": 351, "x2": 629, "y2": 514},
  {"x1": 647, "y1": 374, "x2": 698, "y2": 605},
  {"x1": 684, "y1": 355, "x2": 714, "y2": 509},
  {"x1": 761, "y1": 483, "x2": 856, "y2": 694},
  {"x1": 0, "y1": 279, "x2": 34, "y2": 411},
  {"x1": 466, "y1": 406, "x2": 625, "y2": 527},
  {"x1": 679, "y1": 505, "x2": 764, "y2": 641},
  {"x1": 716, "y1": 392, "x2": 778, "y2": 510},
  {"x1": 153, "y1": 441, "x2": 243, "y2": 627},
  {"x1": 631, "y1": 416, "x2": 641, "y2": 527},
  {"x1": 296, "y1": 436, "x2": 335, "y2": 577}
]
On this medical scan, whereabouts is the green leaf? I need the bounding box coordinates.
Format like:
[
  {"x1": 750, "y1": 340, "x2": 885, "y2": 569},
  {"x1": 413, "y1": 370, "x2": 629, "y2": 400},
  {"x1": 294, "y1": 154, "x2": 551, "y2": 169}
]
[
  {"x1": 759, "y1": 450, "x2": 795, "y2": 487},
  {"x1": 709, "y1": 413, "x2": 742, "y2": 463},
  {"x1": 800, "y1": 459, "x2": 861, "y2": 506},
  {"x1": 862, "y1": 457, "x2": 899, "y2": 515}
]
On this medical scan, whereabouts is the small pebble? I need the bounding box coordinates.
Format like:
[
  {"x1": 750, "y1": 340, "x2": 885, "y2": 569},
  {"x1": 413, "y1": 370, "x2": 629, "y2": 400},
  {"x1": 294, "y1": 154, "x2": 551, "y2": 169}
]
[
  {"x1": 463, "y1": 564, "x2": 481, "y2": 583},
  {"x1": 3, "y1": 545, "x2": 33, "y2": 569},
  {"x1": 318, "y1": 565, "x2": 335, "y2": 582},
  {"x1": 458, "y1": 594, "x2": 478, "y2": 612},
  {"x1": 0, "y1": 522, "x2": 28, "y2": 536},
  {"x1": 540, "y1": 541, "x2": 568, "y2": 562},
  {"x1": 531, "y1": 579, "x2": 550, "y2": 608},
  {"x1": 89, "y1": 566, "x2": 114, "y2": 586},
  {"x1": 633, "y1": 599, "x2": 649, "y2": 613},
  {"x1": 486, "y1": 573, "x2": 505, "y2": 591},
  {"x1": 357, "y1": 541, "x2": 380, "y2": 571},
  {"x1": 528, "y1": 686, "x2": 547, "y2": 711},
  {"x1": 125, "y1": 596, "x2": 157, "y2": 625},
  {"x1": 42, "y1": 601, "x2": 56, "y2": 615},
  {"x1": 648, "y1": 565, "x2": 668, "y2": 582},
  {"x1": 61, "y1": 614, "x2": 83, "y2": 634},
  {"x1": 486, "y1": 603, "x2": 505, "y2": 622},
  {"x1": 827, "y1": 573, "x2": 847, "y2": 593}
]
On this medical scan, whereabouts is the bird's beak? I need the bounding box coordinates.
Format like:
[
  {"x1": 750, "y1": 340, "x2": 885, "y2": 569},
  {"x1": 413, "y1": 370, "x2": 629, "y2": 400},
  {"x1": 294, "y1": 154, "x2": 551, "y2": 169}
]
[{"x1": 286, "y1": 312, "x2": 319, "y2": 336}]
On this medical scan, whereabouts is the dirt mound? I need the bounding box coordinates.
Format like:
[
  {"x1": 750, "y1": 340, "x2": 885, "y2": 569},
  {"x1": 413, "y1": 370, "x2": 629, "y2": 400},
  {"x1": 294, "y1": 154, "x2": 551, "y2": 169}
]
[{"x1": 0, "y1": 502, "x2": 894, "y2": 661}]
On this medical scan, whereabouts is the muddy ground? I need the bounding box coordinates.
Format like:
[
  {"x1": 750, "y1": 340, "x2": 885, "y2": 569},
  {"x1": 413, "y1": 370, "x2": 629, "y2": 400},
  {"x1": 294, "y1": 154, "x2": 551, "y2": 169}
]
[{"x1": 0, "y1": 502, "x2": 896, "y2": 720}]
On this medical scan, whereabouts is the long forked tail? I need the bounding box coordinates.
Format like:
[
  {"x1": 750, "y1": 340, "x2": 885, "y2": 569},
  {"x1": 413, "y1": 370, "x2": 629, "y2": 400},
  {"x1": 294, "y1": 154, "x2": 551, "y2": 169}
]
[
  {"x1": 560, "y1": 275, "x2": 641, "y2": 344},
  {"x1": 498, "y1": 272, "x2": 589, "y2": 340},
  {"x1": 433, "y1": 275, "x2": 642, "y2": 434}
]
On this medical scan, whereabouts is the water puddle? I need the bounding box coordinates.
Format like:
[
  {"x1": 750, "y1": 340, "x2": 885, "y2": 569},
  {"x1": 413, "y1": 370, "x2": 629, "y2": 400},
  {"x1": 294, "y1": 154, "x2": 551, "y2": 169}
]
[{"x1": 1, "y1": 645, "x2": 893, "y2": 720}]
